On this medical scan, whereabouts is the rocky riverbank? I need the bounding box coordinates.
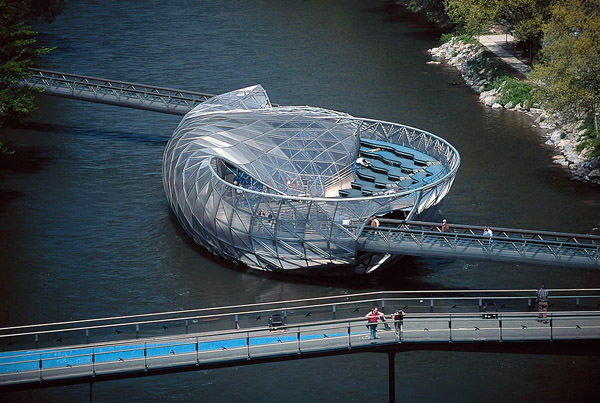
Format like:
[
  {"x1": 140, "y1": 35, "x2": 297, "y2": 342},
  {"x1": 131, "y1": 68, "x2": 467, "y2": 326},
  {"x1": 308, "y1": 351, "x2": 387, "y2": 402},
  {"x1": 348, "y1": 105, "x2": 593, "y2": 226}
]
[{"x1": 428, "y1": 38, "x2": 600, "y2": 185}]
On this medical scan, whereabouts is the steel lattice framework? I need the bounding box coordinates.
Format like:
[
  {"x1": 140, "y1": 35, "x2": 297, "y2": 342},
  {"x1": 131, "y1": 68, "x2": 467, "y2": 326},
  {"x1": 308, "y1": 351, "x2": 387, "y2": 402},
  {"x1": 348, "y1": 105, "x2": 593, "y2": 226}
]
[
  {"x1": 359, "y1": 220, "x2": 600, "y2": 269},
  {"x1": 21, "y1": 68, "x2": 213, "y2": 115},
  {"x1": 163, "y1": 85, "x2": 460, "y2": 273}
]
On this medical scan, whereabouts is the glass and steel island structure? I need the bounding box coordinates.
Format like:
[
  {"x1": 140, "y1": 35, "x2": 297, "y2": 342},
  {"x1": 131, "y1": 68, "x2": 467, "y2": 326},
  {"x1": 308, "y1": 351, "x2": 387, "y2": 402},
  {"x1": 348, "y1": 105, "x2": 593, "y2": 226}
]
[{"x1": 163, "y1": 85, "x2": 460, "y2": 274}]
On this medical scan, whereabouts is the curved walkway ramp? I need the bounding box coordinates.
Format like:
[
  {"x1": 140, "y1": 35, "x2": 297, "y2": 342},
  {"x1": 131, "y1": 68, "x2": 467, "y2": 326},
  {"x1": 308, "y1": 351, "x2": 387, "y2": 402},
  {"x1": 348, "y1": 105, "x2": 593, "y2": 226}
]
[
  {"x1": 358, "y1": 220, "x2": 600, "y2": 269},
  {"x1": 1, "y1": 290, "x2": 600, "y2": 391},
  {"x1": 21, "y1": 68, "x2": 214, "y2": 115}
]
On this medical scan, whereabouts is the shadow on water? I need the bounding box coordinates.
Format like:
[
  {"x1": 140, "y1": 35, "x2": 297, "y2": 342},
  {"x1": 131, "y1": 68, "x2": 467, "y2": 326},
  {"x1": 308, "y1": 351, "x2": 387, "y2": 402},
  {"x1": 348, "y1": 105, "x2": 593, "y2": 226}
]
[
  {"x1": 168, "y1": 213, "x2": 451, "y2": 292},
  {"x1": 22, "y1": 121, "x2": 169, "y2": 146},
  {"x1": 363, "y1": 2, "x2": 444, "y2": 40},
  {"x1": 0, "y1": 145, "x2": 52, "y2": 176}
]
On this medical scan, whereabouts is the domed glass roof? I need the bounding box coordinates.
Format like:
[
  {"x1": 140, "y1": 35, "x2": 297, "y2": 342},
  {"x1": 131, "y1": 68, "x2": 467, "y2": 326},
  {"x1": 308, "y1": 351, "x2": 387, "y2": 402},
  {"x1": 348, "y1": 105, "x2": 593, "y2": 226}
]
[{"x1": 163, "y1": 85, "x2": 460, "y2": 274}]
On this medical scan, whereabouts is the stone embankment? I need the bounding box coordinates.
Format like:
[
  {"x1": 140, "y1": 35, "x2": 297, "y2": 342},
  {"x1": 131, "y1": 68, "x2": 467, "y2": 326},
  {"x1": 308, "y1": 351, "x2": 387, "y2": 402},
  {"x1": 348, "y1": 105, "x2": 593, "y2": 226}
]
[{"x1": 428, "y1": 37, "x2": 600, "y2": 185}]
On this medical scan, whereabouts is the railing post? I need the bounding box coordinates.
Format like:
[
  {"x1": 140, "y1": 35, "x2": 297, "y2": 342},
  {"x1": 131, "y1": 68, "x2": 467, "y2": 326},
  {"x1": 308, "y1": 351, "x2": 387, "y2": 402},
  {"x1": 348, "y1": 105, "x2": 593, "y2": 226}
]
[
  {"x1": 234, "y1": 314, "x2": 240, "y2": 329},
  {"x1": 185, "y1": 320, "x2": 189, "y2": 334},
  {"x1": 297, "y1": 329, "x2": 302, "y2": 354},
  {"x1": 332, "y1": 305, "x2": 336, "y2": 320},
  {"x1": 247, "y1": 333, "x2": 251, "y2": 359},
  {"x1": 85, "y1": 329, "x2": 89, "y2": 344},
  {"x1": 136, "y1": 324, "x2": 140, "y2": 339},
  {"x1": 576, "y1": 297, "x2": 580, "y2": 310},
  {"x1": 35, "y1": 333, "x2": 39, "y2": 348},
  {"x1": 195, "y1": 337, "x2": 200, "y2": 365},
  {"x1": 348, "y1": 323, "x2": 352, "y2": 349},
  {"x1": 448, "y1": 315, "x2": 452, "y2": 343},
  {"x1": 388, "y1": 352, "x2": 396, "y2": 403},
  {"x1": 39, "y1": 354, "x2": 43, "y2": 382},
  {"x1": 499, "y1": 316, "x2": 503, "y2": 342},
  {"x1": 430, "y1": 298, "x2": 434, "y2": 312},
  {"x1": 144, "y1": 343, "x2": 148, "y2": 371},
  {"x1": 92, "y1": 350, "x2": 96, "y2": 376}
]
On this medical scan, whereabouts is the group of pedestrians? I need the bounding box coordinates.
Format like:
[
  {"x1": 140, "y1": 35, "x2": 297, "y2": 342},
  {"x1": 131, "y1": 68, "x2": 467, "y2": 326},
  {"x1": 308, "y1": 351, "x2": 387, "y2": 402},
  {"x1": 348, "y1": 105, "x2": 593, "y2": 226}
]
[
  {"x1": 364, "y1": 284, "x2": 549, "y2": 342},
  {"x1": 365, "y1": 306, "x2": 406, "y2": 341}
]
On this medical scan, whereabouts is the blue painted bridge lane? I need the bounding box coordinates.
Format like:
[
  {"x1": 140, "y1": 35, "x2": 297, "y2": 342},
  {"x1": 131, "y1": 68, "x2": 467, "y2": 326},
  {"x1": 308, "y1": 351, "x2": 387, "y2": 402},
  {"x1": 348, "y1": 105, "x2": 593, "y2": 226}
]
[{"x1": 1, "y1": 290, "x2": 600, "y2": 390}]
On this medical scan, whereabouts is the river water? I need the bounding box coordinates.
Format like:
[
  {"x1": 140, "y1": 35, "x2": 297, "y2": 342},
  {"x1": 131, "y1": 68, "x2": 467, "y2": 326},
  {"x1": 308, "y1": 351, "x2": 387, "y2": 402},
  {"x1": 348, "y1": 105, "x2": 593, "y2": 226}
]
[{"x1": 1, "y1": 0, "x2": 599, "y2": 401}]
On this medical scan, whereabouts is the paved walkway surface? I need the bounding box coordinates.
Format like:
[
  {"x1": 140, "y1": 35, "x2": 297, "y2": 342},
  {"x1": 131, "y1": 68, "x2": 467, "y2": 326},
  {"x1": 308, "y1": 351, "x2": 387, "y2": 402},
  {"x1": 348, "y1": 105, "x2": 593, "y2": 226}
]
[{"x1": 477, "y1": 34, "x2": 531, "y2": 76}]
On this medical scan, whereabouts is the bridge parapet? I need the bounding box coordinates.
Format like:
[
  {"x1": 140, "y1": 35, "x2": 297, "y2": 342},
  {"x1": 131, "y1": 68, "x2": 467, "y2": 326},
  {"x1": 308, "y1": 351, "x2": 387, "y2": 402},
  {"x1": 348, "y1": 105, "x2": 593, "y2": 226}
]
[
  {"x1": 359, "y1": 220, "x2": 600, "y2": 269},
  {"x1": 20, "y1": 68, "x2": 214, "y2": 115},
  {"x1": 1, "y1": 289, "x2": 599, "y2": 353},
  {"x1": 1, "y1": 306, "x2": 600, "y2": 390}
]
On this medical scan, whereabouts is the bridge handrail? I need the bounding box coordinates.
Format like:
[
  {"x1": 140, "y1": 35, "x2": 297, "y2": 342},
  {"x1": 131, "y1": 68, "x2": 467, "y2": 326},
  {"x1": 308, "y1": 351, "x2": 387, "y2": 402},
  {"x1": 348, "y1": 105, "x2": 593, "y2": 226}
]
[
  {"x1": 27, "y1": 74, "x2": 210, "y2": 103},
  {"x1": 1, "y1": 309, "x2": 599, "y2": 372},
  {"x1": 2, "y1": 290, "x2": 600, "y2": 341},
  {"x1": 2, "y1": 309, "x2": 598, "y2": 356},
  {"x1": 377, "y1": 219, "x2": 600, "y2": 243},
  {"x1": 26, "y1": 68, "x2": 215, "y2": 99},
  {"x1": 364, "y1": 226, "x2": 600, "y2": 250}
]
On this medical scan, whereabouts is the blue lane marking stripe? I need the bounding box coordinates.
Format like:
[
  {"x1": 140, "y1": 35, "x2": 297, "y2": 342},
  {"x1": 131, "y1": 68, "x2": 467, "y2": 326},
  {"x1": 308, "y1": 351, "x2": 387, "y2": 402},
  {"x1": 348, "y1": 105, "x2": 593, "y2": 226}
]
[{"x1": 0, "y1": 332, "x2": 365, "y2": 374}]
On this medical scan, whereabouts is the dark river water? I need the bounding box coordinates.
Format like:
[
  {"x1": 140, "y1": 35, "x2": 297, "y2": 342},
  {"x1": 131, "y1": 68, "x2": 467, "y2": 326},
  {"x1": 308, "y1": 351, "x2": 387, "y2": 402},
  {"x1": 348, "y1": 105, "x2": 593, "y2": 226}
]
[{"x1": 1, "y1": 0, "x2": 599, "y2": 401}]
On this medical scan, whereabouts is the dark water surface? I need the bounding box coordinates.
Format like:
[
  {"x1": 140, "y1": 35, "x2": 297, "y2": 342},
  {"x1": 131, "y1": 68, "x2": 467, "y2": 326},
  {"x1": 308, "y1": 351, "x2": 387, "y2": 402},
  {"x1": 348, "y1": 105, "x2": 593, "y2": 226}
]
[{"x1": 1, "y1": 0, "x2": 599, "y2": 401}]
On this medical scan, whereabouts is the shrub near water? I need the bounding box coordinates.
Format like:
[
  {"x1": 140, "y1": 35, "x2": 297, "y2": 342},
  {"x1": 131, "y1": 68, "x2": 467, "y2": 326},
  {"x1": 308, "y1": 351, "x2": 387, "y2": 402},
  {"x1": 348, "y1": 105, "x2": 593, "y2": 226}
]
[{"x1": 490, "y1": 75, "x2": 535, "y2": 107}]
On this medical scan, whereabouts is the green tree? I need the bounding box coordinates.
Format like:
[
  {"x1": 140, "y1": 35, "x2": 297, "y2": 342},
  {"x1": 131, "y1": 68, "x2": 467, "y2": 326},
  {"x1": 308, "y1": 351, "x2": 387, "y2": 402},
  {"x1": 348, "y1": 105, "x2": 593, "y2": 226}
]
[
  {"x1": 443, "y1": 0, "x2": 550, "y2": 57},
  {"x1": 443, "y1": 0, "x2": 499, "y2": 35},
  {"x1": 0, "y1": 0, "x2": 64, "y2": 127},
  {"x1": 530, "y1": 0, "x2": 600, "y2": 155}
]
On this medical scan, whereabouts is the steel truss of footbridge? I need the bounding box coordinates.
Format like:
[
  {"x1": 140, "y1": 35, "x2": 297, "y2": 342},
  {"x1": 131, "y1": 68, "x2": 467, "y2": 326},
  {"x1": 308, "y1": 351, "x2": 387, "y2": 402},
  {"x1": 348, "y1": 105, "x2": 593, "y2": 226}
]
[
  {"x1": 20, "y1": 68, "x2": 213, "y2": 115},
  {"x1": 1, "y1": 290, "x2": 600, "y2": 393},
  {"x1": 359, "y1": 220, "x2": 600, "y2": 269}
]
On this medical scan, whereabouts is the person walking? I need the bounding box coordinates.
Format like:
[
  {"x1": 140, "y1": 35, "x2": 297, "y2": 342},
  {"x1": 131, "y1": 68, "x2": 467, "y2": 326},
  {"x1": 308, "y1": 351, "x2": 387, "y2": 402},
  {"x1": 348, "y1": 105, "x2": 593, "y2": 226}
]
[
  {"x1": 365, "y1": 307, "x2": 385, "y2": 340},
  {"x1": 536, "y1": 284, "x2": 549, "y2": 323},
  {"x1": 390, "y1": 308, "x2": 406, "y2": 336}
]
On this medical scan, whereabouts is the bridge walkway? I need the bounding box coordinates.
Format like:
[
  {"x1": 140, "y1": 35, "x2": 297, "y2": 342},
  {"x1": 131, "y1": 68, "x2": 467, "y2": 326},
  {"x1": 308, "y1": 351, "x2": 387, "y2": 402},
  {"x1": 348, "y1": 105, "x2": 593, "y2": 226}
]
[
  {"x1": 1, "y1": 290, "x2": 600, "y2": 390},
  {"x1": 21, "y1": 68, "x2": 214, "y2": 115},
  {"x1": 359, "y1": 220, "x2": 600, "y2": 269}
]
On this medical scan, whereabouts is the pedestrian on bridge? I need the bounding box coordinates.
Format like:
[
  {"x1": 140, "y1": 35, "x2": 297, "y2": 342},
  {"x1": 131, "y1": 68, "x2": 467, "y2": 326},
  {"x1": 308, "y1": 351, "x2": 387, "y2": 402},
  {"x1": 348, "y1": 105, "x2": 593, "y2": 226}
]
[
  {"x1": 365, "y1": 307, "x2": 385, "y2": 340},
  {"x1": 390, "y1": 308, "x2": 406, "y2": 336},
  {"x1": 536, "y1": 284, "x2": 549, "y2": 323},
  {"x1": 441, "y1": 219, "x2": 450, "y2": 233}
]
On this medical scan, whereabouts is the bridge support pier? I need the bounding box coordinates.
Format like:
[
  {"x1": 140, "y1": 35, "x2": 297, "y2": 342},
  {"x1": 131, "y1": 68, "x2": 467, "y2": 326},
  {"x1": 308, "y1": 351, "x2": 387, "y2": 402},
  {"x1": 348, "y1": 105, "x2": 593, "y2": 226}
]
[{"x1": 388, "y1": 351, "x2": 395, "y2": 403}]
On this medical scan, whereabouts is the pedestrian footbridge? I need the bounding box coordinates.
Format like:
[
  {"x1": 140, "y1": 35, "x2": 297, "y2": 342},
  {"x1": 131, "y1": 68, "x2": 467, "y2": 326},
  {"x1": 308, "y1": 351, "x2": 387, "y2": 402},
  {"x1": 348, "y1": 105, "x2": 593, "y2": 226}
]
[
  {"x1": 1, "y1": 290, "x2": 600, "y2": 392},
  {"x1": 360, "y1": 220, "x2": 600, "y2": 269},
  {"x1": 21, "y1": 68, "x2": 212, "y2": 115}
]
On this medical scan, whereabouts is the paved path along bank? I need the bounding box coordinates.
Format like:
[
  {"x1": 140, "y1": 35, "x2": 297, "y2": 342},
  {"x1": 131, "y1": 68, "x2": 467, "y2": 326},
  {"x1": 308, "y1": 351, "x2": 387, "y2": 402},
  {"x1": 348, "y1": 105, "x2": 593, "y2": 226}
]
[{"x1": 428, "y1": 35, "x2": 600, "y2": 185}]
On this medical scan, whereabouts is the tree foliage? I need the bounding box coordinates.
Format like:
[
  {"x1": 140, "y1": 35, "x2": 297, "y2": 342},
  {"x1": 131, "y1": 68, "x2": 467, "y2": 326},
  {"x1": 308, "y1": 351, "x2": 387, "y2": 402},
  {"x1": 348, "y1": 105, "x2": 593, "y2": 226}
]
[
  {"x1": 530, "y1": 0, "x2": 600, "y2": 155},
  {"x1": 0, "y1": 0, "x2": 64, "y2": 126},
  {"x1": 443, "y1": 0, "x2": 550, "y2": 53}
]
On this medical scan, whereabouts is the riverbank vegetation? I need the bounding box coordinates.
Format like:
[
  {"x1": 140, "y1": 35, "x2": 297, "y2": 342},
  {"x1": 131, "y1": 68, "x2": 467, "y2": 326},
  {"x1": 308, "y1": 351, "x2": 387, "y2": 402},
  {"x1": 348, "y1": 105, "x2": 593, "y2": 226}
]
[
  {"x1": 441, "y1": 0, "x2": 599, "y2": 159},
  {"x1": 0, "y1": 0, "x2": 64, "y2": 131}
]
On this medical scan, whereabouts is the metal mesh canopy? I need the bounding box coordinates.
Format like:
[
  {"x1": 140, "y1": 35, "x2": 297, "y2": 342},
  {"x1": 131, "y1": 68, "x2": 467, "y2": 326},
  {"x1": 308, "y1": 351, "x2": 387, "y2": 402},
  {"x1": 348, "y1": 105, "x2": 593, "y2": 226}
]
[{"x1": 163, "y1": 85, "x2": 460, "y2": 274}]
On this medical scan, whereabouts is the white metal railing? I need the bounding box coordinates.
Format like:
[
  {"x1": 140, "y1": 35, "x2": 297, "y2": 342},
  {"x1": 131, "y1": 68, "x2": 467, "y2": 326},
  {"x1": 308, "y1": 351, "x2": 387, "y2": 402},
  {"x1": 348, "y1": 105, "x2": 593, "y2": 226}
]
[
  {"x1": 1, "y1": 290, "x2": 600, "y2": 354},
  {"x1": 1, "y1": 310, "x2": 599, "y2": 387}
]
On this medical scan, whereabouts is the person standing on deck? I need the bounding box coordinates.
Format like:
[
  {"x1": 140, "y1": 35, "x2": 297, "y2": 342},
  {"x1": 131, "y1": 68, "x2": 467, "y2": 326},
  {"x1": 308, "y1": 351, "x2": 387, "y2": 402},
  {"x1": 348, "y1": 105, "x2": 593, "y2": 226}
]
[
  {"x1": 365, "y1": 307, "x2": 385, "y2": 340},
  {"x1": 536, "y1": 284, "x2": 549, "y2": 323}
]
